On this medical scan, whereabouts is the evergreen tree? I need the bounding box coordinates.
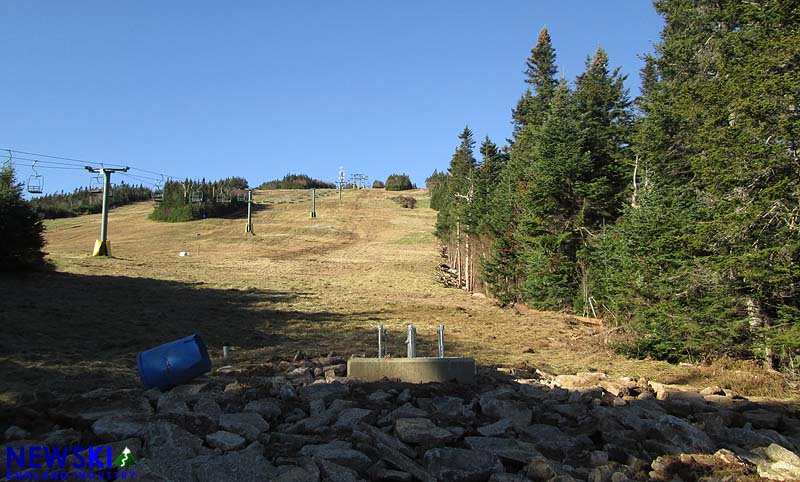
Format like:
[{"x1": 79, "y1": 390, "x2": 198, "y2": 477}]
[
  {"x1": 518, "y1": 81, "x2": 589, "y2": 309},
  {"x1": 573, "y1": 47, "x2": 633, "y2": 228},
  {"x1": 484, "y1": 26, "x2": 559, "y2": 303},
  {"x1": 512, "y1": 27, "x2": 559, "y2": 131},
  {"x1": 0, "y1": 164, "x2": 48, "y2": 272},
  {"x1": 596, "y1": 0, "x2": 800, "y2": 366}
]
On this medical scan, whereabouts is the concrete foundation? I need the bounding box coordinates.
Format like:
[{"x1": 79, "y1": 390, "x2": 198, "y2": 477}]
[{"x1": 347, "y1": 357, "x2": 476, "y2": 384}]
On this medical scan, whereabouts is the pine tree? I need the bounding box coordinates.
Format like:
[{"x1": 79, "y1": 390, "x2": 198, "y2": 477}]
[
  {"x1": 0, "y1": 164, "x2": 48, "y2": 272},
  {"x1": 573, "y1": 47, "x2": 633, "y2": 228},
  {"x1": 518, "y1": 81, "x2": 589, "y2": 309},
  {"x1": 597, "y1": 0, "x2": 800, "y2": 366},
  {"x1": 484, "y1": 26, "x2": 559, "y2": 303}
]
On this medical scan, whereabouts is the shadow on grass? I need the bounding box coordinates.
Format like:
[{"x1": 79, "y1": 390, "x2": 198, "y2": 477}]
[{"x1": 0, "y1": 271, "x2": 381, "y2": 398}]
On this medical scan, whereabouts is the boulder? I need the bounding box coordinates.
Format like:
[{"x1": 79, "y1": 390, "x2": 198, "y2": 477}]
[
  {"x1": 299, "y1": 382, "x2": 348, "y2": 402},
  {"x1": 193, "y1": 442, "x2": 278, "y2": 482},
  {"x1": 205, "y1": 431, "x2": 247, "y2": 451},
  {"x1": 314, "y1": 457, "x2": 359, "y2": 482},
  {"x1": 424, "y1": 447, "x2": 504, "y2": 482},
  {"x1": 395, "y1": 418, "x2": 456, "y2": 447},
  {"x1": 477, "y1": 419, "x2": 514, "y2": 437},
  {"x1": 300, "y1": 442, "x2": 372, "y2": 471},
  {"x1": 333, "y1": 408, "x2": 373, "y2": 430},
  {"x1": 479, "y1": 397, "x2": 532, "y2": 426},
  {"x1": 92, "y1": 416, "x2": 146, "y2": 441},
  {"x1": 243, "y1": 398, "x2": 282, "y2": 420},
  {"x1": 648, "y1": 415, "x2": 716, "y2": 454},
  {"x1": 219, "y1": 412, "x2": 269, "y2": 441},
  {"x1": 464, "y1": 436, "x2": 542, "y2": 464}
]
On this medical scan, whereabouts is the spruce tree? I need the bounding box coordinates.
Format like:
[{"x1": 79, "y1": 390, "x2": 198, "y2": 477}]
[
  {"x1": 597, "y1": 0, "x2": 800, "y2": 366},
  {"x1": 484, "y1": 26, "x2": 559, "y2": 303},
  {"x1": 0, "y1": 164, "x2": 48, "y2": 272},
  {"x1": 573, "y1": 47, "x2": 633, "y2": 228}
]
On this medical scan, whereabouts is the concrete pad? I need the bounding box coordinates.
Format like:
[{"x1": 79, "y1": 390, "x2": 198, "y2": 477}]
[{"x1": 347, "y1": 358, "x2": 476, "y2": 384}]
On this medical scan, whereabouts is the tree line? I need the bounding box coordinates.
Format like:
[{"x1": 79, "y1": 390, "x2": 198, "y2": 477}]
[
  {"x1": 258, "y1": 174, "x2": 335, "y2": 190},
  {"x1": 149, "y1": 177, "x2": 249, "y2": 222},
  {"x1": 29, "y1": 183, "x2": 152, "y2": 219},
  {"x1": 430, "y1": 1, "x2": 799, "y2": 369}
]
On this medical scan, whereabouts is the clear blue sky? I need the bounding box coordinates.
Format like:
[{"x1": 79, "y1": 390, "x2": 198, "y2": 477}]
[{"x1": 1, "y1": 2, "x2": 664, "y2": 195}]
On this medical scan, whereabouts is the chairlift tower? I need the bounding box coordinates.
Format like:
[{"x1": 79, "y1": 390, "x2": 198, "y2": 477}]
[
  {"x1": 337, "y1": 167, "x2": 345, "y2": 202},
  {"x1": 244, "y1": 189, "x2": 254, "y2": 234},
  {"x1": 84, "y1": 165, "x2": 130, "y2": 256}
]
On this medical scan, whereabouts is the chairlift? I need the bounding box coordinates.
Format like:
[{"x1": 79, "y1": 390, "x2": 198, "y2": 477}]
[
  {"x1": 237, "y1": 191, "x2": 248, "y2": 202},
  {"x1": 216, "y1": 191, "x2": 232, "y2": 203},
  {"x1": 152, "y1": 177, "x2": 164, "y2": 202},
  {"x1": 190, "y1": 190, "x2": 203, "y2": 203},
  {"x1": 89, "y1": 175, "x2": 103, "y2": 193},
  {"x1": 27, "y1": 161, "x2": 44, "y2": 194}
]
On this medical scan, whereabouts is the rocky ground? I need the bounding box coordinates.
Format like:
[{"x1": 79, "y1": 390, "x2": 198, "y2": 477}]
[{"x1": 2, "y1": 355, "x2": 799, "y2": 482}]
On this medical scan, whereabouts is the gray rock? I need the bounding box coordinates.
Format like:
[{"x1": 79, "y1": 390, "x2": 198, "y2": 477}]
[
  {"x1": 743, "y1": 409, "x2": 783, "y2": 430},
  {"x1": 43, "y1": 428, "x2": 81, "y2": 447},
  {"x1": 310, "y1": 398, "x2": 326, "y2": 416},
  {"x1": 157, "y1": 382, "x2": 206, "y2": 412},
  {"x1": 273, "y1": 466, "x2": 320, "y2": 482},
  {"x1": 242, "y1": 398, "x2": 281, "y2": 420},
  {"x1": 314, "y1": 457, "x2": 359, "y2": 482},
  {"x1": 764, "y1": 443, "x2": 800, "y2": 467},
  {"x1": 206, "y1": 431, "x2": 246, "y2": 451},
  {"x1": 424, "y1": 447, "x2": 504, "y2": 482},
  {"x1": 525, "y1": 457, "x2": 557, "y2": 482},
  {"x1": 157, "y1": 410, "x2": 217, "y2": 436},
  {"x1": 397, "y1": 389, "x2": 412, "y2": 404},
  {"x1": 479, "y1": 397, "x2": 532, "y2": 426},
  {"x1": 194, "y1": 397, "x2": 223, "y2": 420},
  {"x1": 358, "y1": 423, "x2": 416, "y2": 458},
  {"x1": 92, "y1": 416, "x2": 146, "y2": 441},
  {"x1": 478, "y1": 418, "x2": 514, "y2": 437},
  {"x1": 300, "y1": 440, "x2": 352, "y2": 456},
  {"x1": 369, "y1": 390, "x2": 394, "y2": 403},
  {"x1": 219, "y1": 412, "x2": 269, "y2": 441},
  {"x1": 464, "y1": 436, "x2": 542, "y2": 464},
  {"x1": 370, "y1": 467, "x2": 413, "y2": 482},
  {"x1": 334, "y1": 408, "x2": 373, "y2": 430},
  {"x1": 299, "y1": 381, "x2": 348, "y2": 402},
  {"x1": 144, "y1": 420, "x2": 204, "y2": 460},
  {"x1": 380, "y1": 402, "x2": 428, "y2": 423},
  {"x1": 431, "y1": 396, "x2": 465, "y2": 417},
  {"x1": 280, "y1": 383, "x2": 297, "y2": 400},
  {"x1": 299, "y1": 441, "x2": 371, "y2": 471},
  {"x1": 647, "y1": 415, "x2": 716, "y2": 454},
  {"x1": 376, "y1": 441, "x2": 436, "y2": 482},
  {"x1": 193, "y1": 442, "x2": 278, "y2": 482},
  {"x1": 524, "y1": 424, "x2": 593, "y2": 460},
  {"x1": 395, "y1": 418, "x2": 455, "y2": 447},
  {"x1": 488, "y1": 474, "x2": 531, "y2": 482},
  {"x1": 4, "y1": 425, "x2": 31, "y2": 441}
]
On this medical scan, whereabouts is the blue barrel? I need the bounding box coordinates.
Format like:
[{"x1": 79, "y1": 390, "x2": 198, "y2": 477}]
[{"x1": 136, "y1": 334, "x2": 212, "y2": 390}]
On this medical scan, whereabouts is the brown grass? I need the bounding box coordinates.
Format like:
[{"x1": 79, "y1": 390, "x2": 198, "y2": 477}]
[{"x1": 0, "y1": 188, "x2": 795, "y2": 403}]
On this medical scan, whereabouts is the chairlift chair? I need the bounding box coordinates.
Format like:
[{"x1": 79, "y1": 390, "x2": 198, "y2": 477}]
[
  {"x1": 27, "y1": 161, "x2": 43, "y2": 194},
  {"x1": 237, "y1": 191, "x2": 248, "y2": 202},
  {"x1": 89, "y1": 175, "x2": 103, "y2": 193},
  {"x1": 190, "y1": 190, "x2": 203, "y2": 203},
  {"x1": 216, "y1": 191, "x2": 232, "y2": 203},
  {"x1": 152, "y1": 176, "x2": 165, "y2": 202}
]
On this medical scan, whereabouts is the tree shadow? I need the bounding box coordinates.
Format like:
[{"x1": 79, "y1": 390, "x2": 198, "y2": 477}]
[{"x1": 0, "y1": 271, "x2": 380, "y2": 399}]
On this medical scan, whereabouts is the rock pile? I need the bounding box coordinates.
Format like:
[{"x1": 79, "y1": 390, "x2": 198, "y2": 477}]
[{"x1": 2, "y1": 355, "x2": 799, "y2": 482}]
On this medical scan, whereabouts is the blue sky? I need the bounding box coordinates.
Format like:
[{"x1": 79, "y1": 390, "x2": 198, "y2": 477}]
[{"x1": 1, "y1": 2, "x2": 664, "y2": 195}]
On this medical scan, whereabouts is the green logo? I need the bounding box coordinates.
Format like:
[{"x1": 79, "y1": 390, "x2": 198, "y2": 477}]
[{"x1": 112, "y1": 446, "x2": 136, "y2": 468}]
